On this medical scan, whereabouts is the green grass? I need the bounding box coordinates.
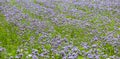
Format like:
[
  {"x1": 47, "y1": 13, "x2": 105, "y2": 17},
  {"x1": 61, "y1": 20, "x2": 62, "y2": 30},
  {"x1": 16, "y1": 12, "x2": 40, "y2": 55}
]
[
  {"x1": 0, "y1": 13, "x2": 21, "y2": 58},
  {"x1": 0, "y1": 13, "x2": 44, "y2": 59}
]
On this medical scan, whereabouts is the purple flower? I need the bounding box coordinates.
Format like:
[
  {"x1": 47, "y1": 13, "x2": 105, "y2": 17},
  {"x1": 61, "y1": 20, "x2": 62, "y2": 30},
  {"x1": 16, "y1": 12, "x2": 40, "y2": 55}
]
[
  {"x1": 72, "y1": 46, "x2": 78, "y2": 52},
  {"x1": 0, "y1": 6, "x2": 2, "y2": 10},
  {"x1": 60, "y1": 50, "x2": 66, "y2": 57},
  {"x1": 68, "y1": 55, "x2": 75, "y2": 59},
  {"x1": 93, "y1": 36, "x2": 98, "y2": 41},
  {"x1": 87, "y1": 54, "x2": 93, "y2": 59},
  {"x1": 0, "y1": 47, "x2": 5, "y2": 52},
  {"x1": 81, "y1": 42, "x2": 89, "y2": 49},
  {"x1": 32, "y1": 55, "x2": 38, "y2": 59},
  {"x1": 95, "y1": 55, "x2": 100, "y2": 59}
]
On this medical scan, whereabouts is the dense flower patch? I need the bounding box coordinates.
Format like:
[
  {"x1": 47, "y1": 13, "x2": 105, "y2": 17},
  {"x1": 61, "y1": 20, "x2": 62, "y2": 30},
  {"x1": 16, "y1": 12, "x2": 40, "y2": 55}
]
[{"x1": 0, "y1": 0, "x2": 120, "y2": 59}]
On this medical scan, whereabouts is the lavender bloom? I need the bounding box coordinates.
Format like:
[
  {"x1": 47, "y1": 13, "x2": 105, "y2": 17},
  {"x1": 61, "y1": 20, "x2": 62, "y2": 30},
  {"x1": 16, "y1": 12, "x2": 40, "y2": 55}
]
[
  {"x1": 60, "y1": 50, "x2": 66, "y2": 57},
  {"x1": 63, "y1": 46, "x2": 69, "y2": 53},
  {"x1": 72, "y1": 53, "x2": 78, "y2": 58},
  {"x1": 15, "y1": 56, "x2": 20, "y2": 59},
  {"x1": 71, "y1": 46, "x2": 78, "y2": 52},
  {"x1": 0, "y1": 6, "x2": 2, "y2": 10},
  {"x1": 32, "y1": 55, "x2": 38, "y2": 59},
  {"x1": 68, "y1": 56, "x2": 75, "y2": 59},
  {"x1": 95, "y1": 55, "x2": 100, "y2": 59},
  {"x1": 93, "y1": 36, "x2": 98, "y2": 41},
  {"x1": 0, "y1": 47, "x2": 5, "y2": 52},
  {"x1": 81, "y1": 42, "x2": 89, "y2": 49},
  {"x1": 87, "y1": 54, "x2": 93, "y2": 59}
]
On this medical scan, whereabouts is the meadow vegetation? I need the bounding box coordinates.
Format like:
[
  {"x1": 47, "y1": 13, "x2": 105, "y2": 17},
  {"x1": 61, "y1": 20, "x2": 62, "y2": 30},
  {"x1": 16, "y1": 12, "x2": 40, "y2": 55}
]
[{"x1": 0, "y1": 0, "x2": 120, "y2": 59}]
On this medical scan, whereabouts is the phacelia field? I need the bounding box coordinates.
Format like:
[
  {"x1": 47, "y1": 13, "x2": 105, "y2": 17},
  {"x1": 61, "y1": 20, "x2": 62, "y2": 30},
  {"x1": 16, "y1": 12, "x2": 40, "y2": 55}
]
[{"x1": 0, "y1": 0, "x2": 120, "y2": 59}]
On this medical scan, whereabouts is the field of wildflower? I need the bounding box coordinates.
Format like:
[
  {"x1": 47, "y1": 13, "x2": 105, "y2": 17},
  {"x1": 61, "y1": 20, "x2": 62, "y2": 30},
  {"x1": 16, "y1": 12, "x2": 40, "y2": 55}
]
[{"x1": 0, "y1": 0, "x2": 120, "y2": 59}]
